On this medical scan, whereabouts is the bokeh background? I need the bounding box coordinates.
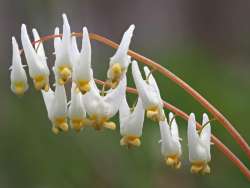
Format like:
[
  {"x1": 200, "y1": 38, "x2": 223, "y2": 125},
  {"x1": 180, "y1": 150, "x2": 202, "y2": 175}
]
[{"x1": 0, "y1": 0, "x2": 250, "y2": 187}]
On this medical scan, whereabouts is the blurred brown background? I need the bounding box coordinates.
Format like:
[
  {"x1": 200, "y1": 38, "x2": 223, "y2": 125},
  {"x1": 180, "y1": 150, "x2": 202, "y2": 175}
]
[{"x1": 0, "y1": 0, "x2": 249, "y2": 188}]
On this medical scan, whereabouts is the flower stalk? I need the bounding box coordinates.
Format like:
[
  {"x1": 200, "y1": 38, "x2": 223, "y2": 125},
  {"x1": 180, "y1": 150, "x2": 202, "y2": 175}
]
[{"x1": 17, "y1": 31, "x2": 250, "y2": 179}]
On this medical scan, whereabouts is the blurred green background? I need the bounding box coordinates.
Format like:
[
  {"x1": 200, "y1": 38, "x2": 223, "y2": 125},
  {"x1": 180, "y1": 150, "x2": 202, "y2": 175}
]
[{"x1": 0, "y1": 0, "x2": 250, "y2": 187}]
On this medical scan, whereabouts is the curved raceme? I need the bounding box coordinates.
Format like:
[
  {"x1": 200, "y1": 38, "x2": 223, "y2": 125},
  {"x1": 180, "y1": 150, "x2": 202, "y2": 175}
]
[{"x1": 10, "y1": 13, "x2": 215, "y2": 176}]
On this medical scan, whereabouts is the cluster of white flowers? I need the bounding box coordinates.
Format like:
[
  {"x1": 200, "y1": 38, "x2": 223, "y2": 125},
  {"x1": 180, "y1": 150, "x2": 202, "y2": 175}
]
[{"x1": 10, "y1": 14, "x2": 212, "y2": 174}]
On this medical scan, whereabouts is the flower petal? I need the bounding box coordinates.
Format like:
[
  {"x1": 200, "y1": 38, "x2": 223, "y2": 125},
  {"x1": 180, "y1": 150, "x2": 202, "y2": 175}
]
[
  {"x1": 110, "y1": 24, "x2": 135, "y2": 68},
  {"x1": 104, "y1": 75, "x2": 127, "y2": 117},
  {"x1": 119, "y1": 97, "x2": 145, "y2": 137},
  {"x1": 10, "y1": 37, "x2": 29, "y2": 94},
  {"x1": 169, "y1": 112, "x2": 180, "y2": 142},
  {"x1": 41, "y1": 88, "x2": 54, "y2": 120},
  {"x1": 32, "y1": 28, "x2": 46, "y2": 59}
]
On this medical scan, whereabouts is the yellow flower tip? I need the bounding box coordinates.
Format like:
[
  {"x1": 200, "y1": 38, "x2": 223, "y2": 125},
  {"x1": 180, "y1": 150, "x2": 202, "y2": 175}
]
[
  {"x1": 165, "y1": 156, "x2": 181, "y2": 169},
  {"x1": 51, "y1": 127, "x2": 60, "y2": 135},
  {"x1": 58, "y1": 66, "x2": 71, "y2": 84},
  {"x1": 120, "y1": 136, "x2": 141, "y2": 148},
  {"x1": 146, "y1": 107, "x2": 162, "y2": 122},
  {"x1": 191, "y1": 162, "x2": 210, "y2": 175},
  {"x1": 103, "y1": 121, "x2": 116, "y2": 130},
  {"x1": 43, "y1": 83, "x2": 50, "y2": 92},
  {"x1": 71, "y1": 118, "x2": 85, "y2": 132},
  {"x1": 13, "y1": 82, "x2": 26, "y2": 95},
  {"x1": 54, "y1": 117, "x2": 69, "y2": 132},
  {"x1": 77, "y1": 80, "x2": 90, "y2": 94},
  {"x1": 111, "y1": 63, "x2": 122, "y2": 79},
  {"x1": 33, "y1": 75, "x2": 47, "y2": 90}
]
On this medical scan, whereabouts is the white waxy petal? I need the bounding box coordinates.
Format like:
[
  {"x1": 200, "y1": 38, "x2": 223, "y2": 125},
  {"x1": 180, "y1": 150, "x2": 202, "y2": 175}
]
[
  {"x1": 54, "y1": 14, "x2": 73, "y2": 68},
  {"x1": 73, "y1": 27, "x2": 92, "y2": 81},
  {"x1": 119, "y1": 96, "x2": 145, "y2": 137},
  {"x1": 71, "y1": 36, "x2": 79, "y2": 62},
  {"x1": 159, "y1": 116, "x2": 181, "y2": 157},
  {"x1": 200, "y1": 113, "x2": 211, "y2": 160},
  {"x1": 51, "y1": 83, "x2": 67, "y2": 119},
  {"x1": 32, "y1": 28, "x2": 46, "y2": 59},
  {"x1": 109, "y1": 25, "x2": 134, "y2": 66},
  {"x1": 107, "y1": 25, "x2": 134, "y2": 81},
  {"x1": 188, "y1": 113, "x2": 211, "y2": 163},
  {"x1": 53, "y1": 14, "x2": 73, "y2": 85},
  {"x1": 41, "y1": 88, "x2": 54, "y2": 120},
  {"x1": 143, "y1": 66, "x2": 161, "y2": 97},
  {"x1": 10, "y1": 37, "x2": 28, "y2": 95},
  {"x1": 68, "y1": 84, "x2": 86, "y2": 119},
  {"x1": 83, "y1": 76, "x2": 126, "y2": 119},
  {"x1": 169, "y1": 112, "x2": 180, "y2": 142},
  {"x1": 104, "y1": 76, "x2": 127, "y2": 117},
  {"x1": 132, "y1": 60, "x2": 162, "y2": 109},
  {"x1": 21, "y1": 24, "x2": 48, "y2": 78},
  {"x1": 54, "y1": 27, "x2": 61, "y2": 55}
]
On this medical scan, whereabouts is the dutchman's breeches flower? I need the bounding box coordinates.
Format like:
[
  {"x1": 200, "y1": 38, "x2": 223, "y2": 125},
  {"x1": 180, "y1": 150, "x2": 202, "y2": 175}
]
[
  {"x1": 107, "y1": 25, "x2": 134, "y2": 88},
  {"x1": 42, "y1": 83, "x2": 68, "y2": 134},
  {"x1": 21, "y1": 24, "x2": 50, "y2": 91},
  {"x1": 68, "y1": 83, "x2": 87, "y2": 132},
  {"x1": 53, "y1": 14, "x2": 73, "y2": 85},
  {"x1": 10, "y1": 37, "x2": 28, "y2": 95},
  {"x1": 188, "y1": 113, "x2": 211, "y2": 174},
  {"x1": 72, "y1": 27, "x2": 92, "y2": 94},
  {"x1": 119, "y1": 96, "x2": 145, "y2": 148},
  {"x1": 132, "y1": 60, "x2": 164, "y2": 122},
  {"x1": 83, "y1": 77, "x2": 127, "y2": 131},
  {"x1": 159, "y1": 112, "x2": 182, "y2": 169},
  {"x1": 12, "y1": 13, "x2": 250, "y2": 178}
]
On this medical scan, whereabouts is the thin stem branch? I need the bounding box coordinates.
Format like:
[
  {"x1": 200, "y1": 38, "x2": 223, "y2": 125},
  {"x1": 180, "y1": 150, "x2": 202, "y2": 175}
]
[{"x1": 95, "y1": 79, "x2": 250, "y2": 180}]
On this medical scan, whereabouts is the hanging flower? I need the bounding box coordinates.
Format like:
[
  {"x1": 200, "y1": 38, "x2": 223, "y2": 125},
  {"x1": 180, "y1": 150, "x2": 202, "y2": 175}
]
[
  {"x1": 10, "y1": 37, "x2": 29, "y2": 95},
  {"x1": 119, "y1": 96, "x2": 145, "y2": 147},
  {"x1": 42, "y1": 83, "x2": 68, "y2": 134},
  {"x1": 159, "y1": 112, "x2": 182, "y2": 169},
  {"x1": 53, "y1": 14, "x2": 73, "y2": 85},
  {"x1": 68, "y1": 83, "x2": 87, "y2": 132},
  {"x1": 132, "y1": 60, "x2": 164, "y2": 122},
  {"x1": 21, "y1": 24, "x2": 50, "y2": 91},
  {"x1": 72, "y1": 27, "x2": 93, "y2": 94},
  {"x1": 107, "y1": 25, "x2": 135, "y2": 88},
  {"x1": 188, "y1": 113, "x2": 211, "y2": 174},
  {"x1": 83, "y1": 77, "x2": 127, "y2": 130}
]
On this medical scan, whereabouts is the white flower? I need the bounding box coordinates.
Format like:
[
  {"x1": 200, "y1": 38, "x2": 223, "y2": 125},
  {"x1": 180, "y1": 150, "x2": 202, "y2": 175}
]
[
  {"x1": 188, "y1": 113, "x2": 211, "y2": 174},
  {"x1": 132, "y1": 60, "x2": 164, "y2": 122},
  {"x1": 10, "y1": 37, "x2": 29, "y2": 95},
  {"x1": 119, "y1": 96, "x2": 145, "y2": 147},
  {"x1": 83, "y1": 76, "x2": 127, "y2": 130},
  {"x1": 68, "y1": 83, "x2": 87, "y2": 132},
  {"x1": 159, "y1": 112, "x2": 182, "y2": 169},
  {"x1": 21, "y1": 24, "x2": 50, "y2": 91},
  {"x1": 107, "y1": 25, "x2": 135, "y2": 88},
  {"x1": 72, "y1": 27, "x2": 93, "y2": 94},
  {"x1": 42, "y1": 83, "x2": 68, "y2": 134},
  {"x1": 53, "y1": 13, "x2": 73, "y2": 85}
]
